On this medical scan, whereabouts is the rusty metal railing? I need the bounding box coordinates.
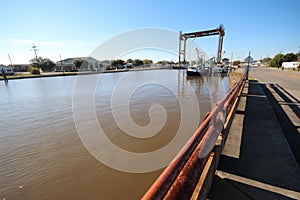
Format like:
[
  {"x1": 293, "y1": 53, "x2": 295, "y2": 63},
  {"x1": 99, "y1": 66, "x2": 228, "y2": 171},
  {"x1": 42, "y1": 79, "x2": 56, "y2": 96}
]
[{"x1": 142, "y1": 67, "x2": 248, "y2": 200}]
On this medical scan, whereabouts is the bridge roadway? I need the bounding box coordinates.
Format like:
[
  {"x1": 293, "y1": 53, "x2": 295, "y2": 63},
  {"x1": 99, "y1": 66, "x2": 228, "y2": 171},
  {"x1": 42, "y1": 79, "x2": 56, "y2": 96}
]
[{"x1": 208, "y1": 67, "x2": 300, "y2": 199}]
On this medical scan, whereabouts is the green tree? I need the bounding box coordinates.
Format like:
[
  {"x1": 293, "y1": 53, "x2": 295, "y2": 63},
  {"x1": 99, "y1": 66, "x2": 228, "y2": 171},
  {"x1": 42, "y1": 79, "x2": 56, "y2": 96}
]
[
  {"x1": 143, "y1": 59, "x2": 153, "y2": 65},
  {"x1": 133, "y1": 59, "x2": 143, "y2": 66},
  {"x1": 283, "y1": 53, "x2": 298, "y2": 62},
  {"x1": 28, "y1": 67, "x2": 40, "y2": 75},
  {"x1": 270, "y1": 54, "x2": 284, "y2": 68},
  {"x1": 261, "y1": 57, "x2": 271, "y2": 63},
  {"x1": 74, "y1": 58, "x2": 84, "y2": 69},
  {"x1": 157, "y1": 60, "x2": 170, "y2": 65},
  {"x1": 29, "y1": 57, "x2": 55, "y2": 72},
  {"x1": 126, "y1": 59, "x2": 134, "y2": 64},
  {"x1": 111, "y1": 59, "x2": 125, "y2": 68},
  {"x1": 233, "y1": 60, "x2": 240, "y2": 66}
]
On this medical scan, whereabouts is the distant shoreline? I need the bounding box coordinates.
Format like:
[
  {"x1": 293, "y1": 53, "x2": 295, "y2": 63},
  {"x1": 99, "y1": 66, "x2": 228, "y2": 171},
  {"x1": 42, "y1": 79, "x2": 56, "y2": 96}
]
[{"x1": 0, "y1": 67, "x2": 173, "y2": 81}]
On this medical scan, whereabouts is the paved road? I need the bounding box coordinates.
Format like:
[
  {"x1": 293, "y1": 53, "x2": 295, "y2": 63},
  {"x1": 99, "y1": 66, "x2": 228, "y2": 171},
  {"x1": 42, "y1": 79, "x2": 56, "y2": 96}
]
[
  {"x1": 208, "y1": 68, "x2": 300, "y2": 200},
  {"x1": 250, "y1": 66, "x2": 300, "y2": 164},
  {"x1": 250, "y1": 67, "x2": 300, "y2": 100}
]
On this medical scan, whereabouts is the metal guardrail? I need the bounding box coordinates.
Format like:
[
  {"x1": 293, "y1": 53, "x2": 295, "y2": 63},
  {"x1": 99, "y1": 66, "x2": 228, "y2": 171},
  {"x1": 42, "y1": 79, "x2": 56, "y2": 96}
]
[{"x1": 142, "y1": 67, "x2": 249, "y2": 200}]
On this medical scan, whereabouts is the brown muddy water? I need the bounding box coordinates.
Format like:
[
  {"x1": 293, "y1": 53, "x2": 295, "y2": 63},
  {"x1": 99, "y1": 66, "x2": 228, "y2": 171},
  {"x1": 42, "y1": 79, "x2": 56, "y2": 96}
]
[{"x1": 0, "y1": 69, "x2": 229, "y2": 199}]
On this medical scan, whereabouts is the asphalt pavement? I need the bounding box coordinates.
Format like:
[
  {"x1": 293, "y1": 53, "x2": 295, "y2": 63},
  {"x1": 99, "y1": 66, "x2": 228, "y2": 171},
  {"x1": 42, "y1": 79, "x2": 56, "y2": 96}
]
[
  {"x1": 208, "y1": 67, "x2": 300, "y2": 200},
  {"x1": 250, "y1": 67, "x2": 300, "y2": 100}
]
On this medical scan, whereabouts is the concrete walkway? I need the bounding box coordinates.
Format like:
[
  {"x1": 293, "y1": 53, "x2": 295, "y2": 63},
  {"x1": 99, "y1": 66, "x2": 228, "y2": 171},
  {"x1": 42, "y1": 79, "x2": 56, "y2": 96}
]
[{"x1": 208, "y1": 79, "x2": 300, "y2": 200}]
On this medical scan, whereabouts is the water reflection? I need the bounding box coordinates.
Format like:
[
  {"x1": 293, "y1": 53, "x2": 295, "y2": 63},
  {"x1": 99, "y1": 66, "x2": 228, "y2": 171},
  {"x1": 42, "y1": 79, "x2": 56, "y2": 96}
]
[{"x1": 0, "y1": 70, "x2": 229, "y2": 199}]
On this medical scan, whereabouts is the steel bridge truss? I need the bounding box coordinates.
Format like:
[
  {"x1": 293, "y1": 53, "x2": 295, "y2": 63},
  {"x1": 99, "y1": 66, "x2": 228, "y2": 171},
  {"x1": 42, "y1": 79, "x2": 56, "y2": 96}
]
[{"x1": 178, "y1": 24, "x2": 225, "y2": 66}]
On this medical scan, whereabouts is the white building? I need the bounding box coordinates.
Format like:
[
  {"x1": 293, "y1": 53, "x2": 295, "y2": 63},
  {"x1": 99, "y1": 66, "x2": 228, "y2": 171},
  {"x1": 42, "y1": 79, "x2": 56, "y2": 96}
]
[
  {"x1": 55, "y1": 57, "x2": 103, "y2": 72},
  {"x1": 0, "y1": 64, "x2": 14, "y2": 75},
  {"x1": 281, "y1": 62, "x2": 300, "y2": 70}
]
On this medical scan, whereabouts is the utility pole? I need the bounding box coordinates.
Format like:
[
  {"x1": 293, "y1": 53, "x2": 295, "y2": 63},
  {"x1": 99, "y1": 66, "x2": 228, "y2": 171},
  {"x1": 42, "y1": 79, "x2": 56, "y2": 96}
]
[
  {"x1": 247, "y1": 51, "x2": 251, "y2": 78},
  {"x1": 247, "y1": 51, "x2": 251, "y2": 66},
  {"x1": 60, "y1": 54, "x2": 64, "y2": 76},
  {"x1": 278, "y1": 49, "x2": 283, "y2": 68},
  {"x1": 222, "y1": 50, "x2": 226, "y2": 60},
  {"x1": 31, "y1": 43, "x2": 39, "y2": 60},
  {"x1": 230, "y1": 52, "x2": 233, "y2": 67}
]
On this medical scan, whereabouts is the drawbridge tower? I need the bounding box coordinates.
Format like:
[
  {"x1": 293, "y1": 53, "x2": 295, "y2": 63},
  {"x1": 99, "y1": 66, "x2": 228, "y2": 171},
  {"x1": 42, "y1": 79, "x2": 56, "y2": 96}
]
[{"x1": 179, "y1": 24, "x2": 225, "y2": 66}]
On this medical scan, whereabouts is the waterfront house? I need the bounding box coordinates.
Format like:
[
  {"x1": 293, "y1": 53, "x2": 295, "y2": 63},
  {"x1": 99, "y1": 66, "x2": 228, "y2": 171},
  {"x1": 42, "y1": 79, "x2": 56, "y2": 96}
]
[
  {"x1": 8, "y1": 64, "x2": 30, "y2": 72},
  {"x1": 0, "y1": 64, "x2": 14, "y2": 75},
  {"x1": 55, "y1": 58, "x2": 78, "y2": 72},
  {"x1": 55, "y1": 57, "x2": 103, "y2": 72}
]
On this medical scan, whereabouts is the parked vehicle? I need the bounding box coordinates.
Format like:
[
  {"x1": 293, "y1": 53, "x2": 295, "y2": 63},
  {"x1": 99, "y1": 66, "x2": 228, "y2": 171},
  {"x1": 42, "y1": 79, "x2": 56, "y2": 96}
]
[{"x1": 281, "y1": 62, "x2": 300, "y2": 70}]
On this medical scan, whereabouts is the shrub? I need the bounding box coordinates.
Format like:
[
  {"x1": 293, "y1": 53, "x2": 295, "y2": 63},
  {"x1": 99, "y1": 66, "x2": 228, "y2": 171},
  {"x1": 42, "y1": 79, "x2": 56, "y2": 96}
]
[{"x1": 29, "y1": 67, "x2": 40, "y2": 75}]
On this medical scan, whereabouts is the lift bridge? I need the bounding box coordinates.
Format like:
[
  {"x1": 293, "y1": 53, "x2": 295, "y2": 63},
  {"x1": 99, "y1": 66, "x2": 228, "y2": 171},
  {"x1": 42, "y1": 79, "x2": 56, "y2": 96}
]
[{"x1": 178, "y1": 24, "x2": 225, "y2": 66}]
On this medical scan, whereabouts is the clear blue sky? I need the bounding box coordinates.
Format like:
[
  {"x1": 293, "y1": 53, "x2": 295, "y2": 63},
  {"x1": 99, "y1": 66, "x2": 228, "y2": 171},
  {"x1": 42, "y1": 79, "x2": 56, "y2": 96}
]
[{"x1": 1, "y1": 0, "x2": 299, "y2": 64}]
